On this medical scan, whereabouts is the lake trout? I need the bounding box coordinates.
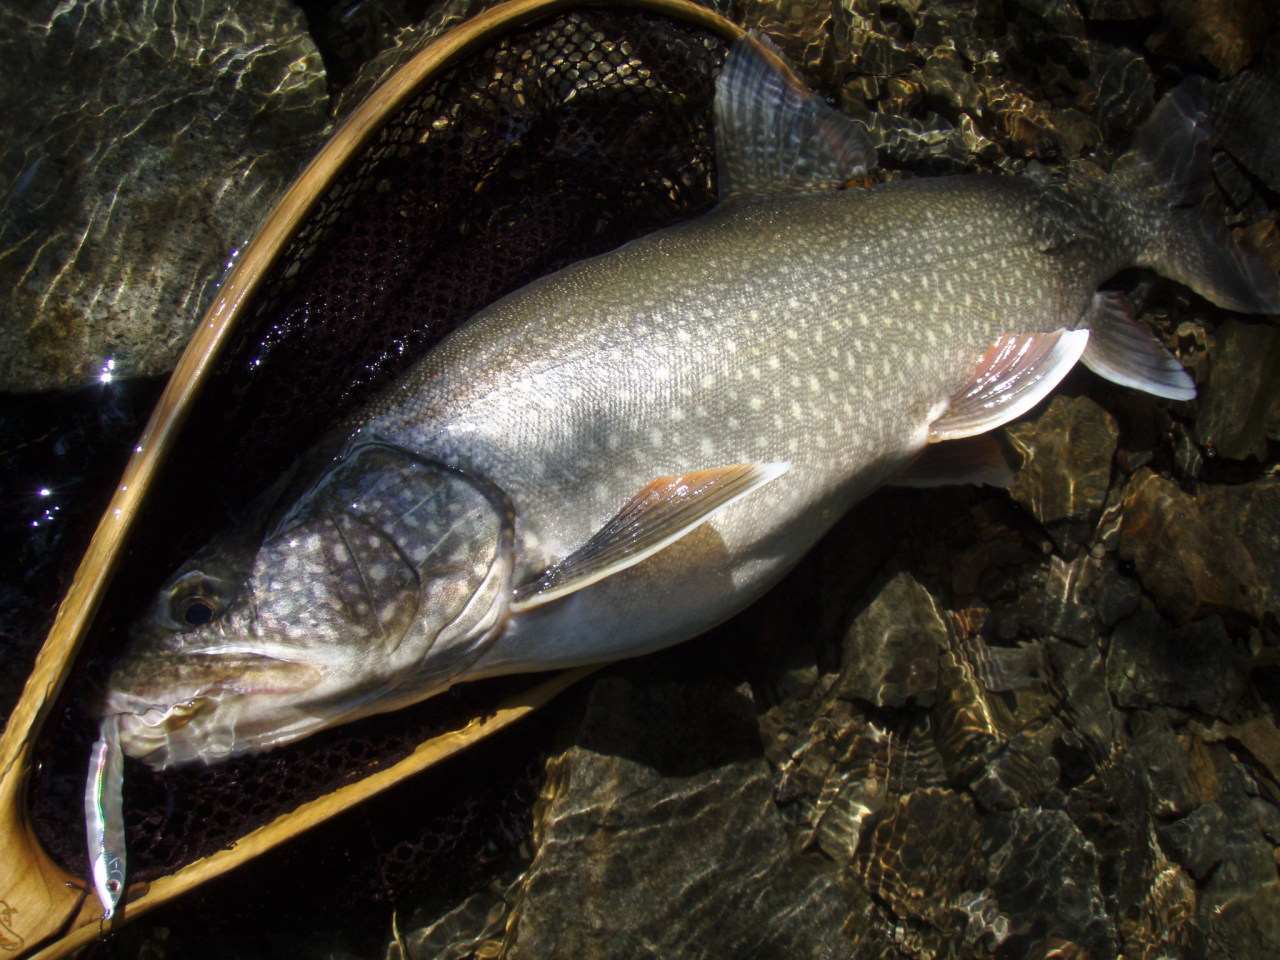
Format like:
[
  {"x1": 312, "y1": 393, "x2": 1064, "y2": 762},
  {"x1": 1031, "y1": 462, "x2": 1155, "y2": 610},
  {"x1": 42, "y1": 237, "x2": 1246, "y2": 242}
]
[{"x1": 87, "y1": 35, "x2": 1277, "y2": 916}]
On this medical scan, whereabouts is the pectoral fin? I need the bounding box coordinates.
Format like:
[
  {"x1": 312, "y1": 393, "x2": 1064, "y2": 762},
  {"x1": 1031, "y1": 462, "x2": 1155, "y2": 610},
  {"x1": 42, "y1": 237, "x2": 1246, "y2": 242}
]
[
  {"x1": 511, "y1": 461, "x2": 790, "y2": 612},
  {"x1": 930, "y1": 329, "x2": 1090, "y2": 441}
]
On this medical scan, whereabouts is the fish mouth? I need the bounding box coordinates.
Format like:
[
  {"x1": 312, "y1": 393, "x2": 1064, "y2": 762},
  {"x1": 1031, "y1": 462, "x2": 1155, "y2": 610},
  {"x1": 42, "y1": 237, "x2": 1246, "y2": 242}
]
[{"x1": 104, "y1": 652, "x2": 324, "y2": 768}]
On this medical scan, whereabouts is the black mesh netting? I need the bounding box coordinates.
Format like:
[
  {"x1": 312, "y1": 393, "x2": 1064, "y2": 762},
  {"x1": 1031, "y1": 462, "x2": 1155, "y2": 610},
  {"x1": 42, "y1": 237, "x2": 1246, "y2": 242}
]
[{"x1": 28, "y1": 5, "x2": 728, "y2": 886}]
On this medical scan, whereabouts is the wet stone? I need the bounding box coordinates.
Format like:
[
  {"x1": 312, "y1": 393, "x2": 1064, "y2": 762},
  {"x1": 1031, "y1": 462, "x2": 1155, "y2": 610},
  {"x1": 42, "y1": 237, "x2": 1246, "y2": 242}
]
[
  {"x1": 829, "y1": 572, "x2": 946, "y2": 708},
  {"x1": 998, "y1": 556, "x2": 1103, "y2": 645},
  {"x1": 1128, "y1": 713, "x2": 1207, "y2": 820},
  {"x1": 1118, "y1": 862, "x2": 1198, "y2": 959},
  {"x1": 1157, "y1": 801, "x2": 1233, "y2": 881},
  {"x1": 1081, "y1": 0, "x2": 1157, "y2": 18},
  {"x1": 1181, "y1": 744, "x2": 1280, "y2": 928},
  {"x1": 1212, "y1": 149, "x2": 1268, "y2": 214},
  {"x1": 1146, "y1": 0, "x2": 1278, "y2": 79},
  {"x1": 1087, "y1": 41, "x2": 1157, "y2": 142},
  {"x1": 503, "y1": 673, "x2": 859, "y2": 960},
  {"x1": 1203, "y1": 716, "x2": 1280, "y2": 807},
  {"x1": 984, "y1": 808, "x2": 1116, "y2": 959},
  {"x1": 1107, "y1": 611, "x2": 1248, "y2": 716},
  {"x1": 1216, "y1": 47, "x2": 1280, "y2": 193},
  {"x1": 1007, "y1": 395, "x2": 1120, "y2": 543},
  {"x1": 969, "y1": 721, "x2": 1062, "y2": 811},
  {"x1": 1118, "y1": 468, "x2": 1267, "y2": 625},
  {"x1": 1198, "y1": 479, "x2": 1280, "y2": 624},
  {"x1": 921, "y1": 47, "x2": 982, "y2": 115},
  {"x1": 393, "y1": 884, "x2": 513, "y2": 960},
  {"x1": 1047, "y1": 641, "x2": 1118, "y2": 747},
  {"x1": 0, "y1": 0, "x2": 329, "y2": 392},
  {"x1": 1064, "y1": 751, "x2": 1168, "y2": 920},
  {"x1": 1092, "y1": 558, "x2": 1144, "y2": 630},
  {"x1": 742, "y1": 0, "x2": 835, "y2": 87},
  {"x1": 859, "y1": 787, "x2": 987, "y2": 929},
  {"x1": 1194, "y1": 318, "x2": 1280, "y2": 462},
  {"x1": 932, "y1": 634, "x2": 1020, "y2": 784},
  {"x1": 1009, "y1": 0, "x2": 1087, "y2": 41}
]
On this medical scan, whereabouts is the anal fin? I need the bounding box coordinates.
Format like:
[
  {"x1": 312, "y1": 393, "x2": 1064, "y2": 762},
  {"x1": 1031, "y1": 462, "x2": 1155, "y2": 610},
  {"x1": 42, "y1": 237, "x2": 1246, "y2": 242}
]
[
  {"x1": 930, "y1": 329, "x2": 1089, "y2": 442},
  {"x1": 511, "y1": 462, "x2": 789, "y2": 613},
  {"x1": 1080, "y1": 292, "x2": 1195, "y2": 400}
]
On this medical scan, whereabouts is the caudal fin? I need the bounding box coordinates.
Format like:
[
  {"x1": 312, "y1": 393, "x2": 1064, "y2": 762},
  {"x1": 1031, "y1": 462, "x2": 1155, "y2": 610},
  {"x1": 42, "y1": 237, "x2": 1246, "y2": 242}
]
[{"x1": 1113, "y1": 79, "x2": 1280, "y2": 314}]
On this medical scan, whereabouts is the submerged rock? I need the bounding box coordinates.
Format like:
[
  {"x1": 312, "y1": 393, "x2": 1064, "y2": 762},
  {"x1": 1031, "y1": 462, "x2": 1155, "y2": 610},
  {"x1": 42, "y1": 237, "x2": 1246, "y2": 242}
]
[
  {"x1": 1194, "y1": 319, "x2": 1280, "y2": 462},
  {"x1": 501, "y1": 673, "x2": 859, "y2": 960},
  {"x1": 1118, "y1": 468, "x2": 1267, "y2": 625},
  {"x1": 1107, "y1": 611, "x2": 1248, "y2": 715},
  {"x1": 1007, "y1": 394, "x2": 1120, "y2": 547},
  {"x1": 1146, "y1": 0, "x2": 1278, "y2": 78},
  {"x1": 0, "y1": 0, "x2": 329, "y2": 392},
  {"x1": 1216, "y1": 43, "x2": 1280, "y2": 194},
  {"x1": 830, "y1": 572, "x2": 947, "y2": 708}
]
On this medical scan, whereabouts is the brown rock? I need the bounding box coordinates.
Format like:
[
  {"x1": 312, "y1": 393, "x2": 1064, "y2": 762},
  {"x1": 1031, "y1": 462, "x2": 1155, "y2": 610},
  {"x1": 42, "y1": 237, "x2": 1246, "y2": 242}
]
[
  {"x1": 1117, "y1": 468, "x2": 1266, "y2": 624},
  {"x1": 505, "y1": 674, "x2": 857, "y2": 960},
  {"x1": 830, "y1": 572, "x2": 947, "y2": 708},
  {"x1": 1008, "y1": 395, "x2": 1120, "y2": 529},
  {"x1": 1148, "y1": 0, "x2": 1278, "y2": 78},
  {"x1": 860, "y1": 787, "x2": 986, "y2": 926}
]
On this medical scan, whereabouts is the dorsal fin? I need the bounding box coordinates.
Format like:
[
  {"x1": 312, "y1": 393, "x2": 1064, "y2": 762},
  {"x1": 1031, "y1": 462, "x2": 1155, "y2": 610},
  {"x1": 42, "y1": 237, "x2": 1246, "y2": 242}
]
[{"x1": 715, "y1": 34, "x2": 876, "y2": 203}]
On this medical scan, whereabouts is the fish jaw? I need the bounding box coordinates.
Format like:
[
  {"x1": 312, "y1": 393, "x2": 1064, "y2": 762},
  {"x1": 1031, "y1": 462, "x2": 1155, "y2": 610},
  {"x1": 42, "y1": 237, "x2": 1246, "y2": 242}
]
[{"x1": 104, "y1": 652, "x2": 327, "y2": 767}]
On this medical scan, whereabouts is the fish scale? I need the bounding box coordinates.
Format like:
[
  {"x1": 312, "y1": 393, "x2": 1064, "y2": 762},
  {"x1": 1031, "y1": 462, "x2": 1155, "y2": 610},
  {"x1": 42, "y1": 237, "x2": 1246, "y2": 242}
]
[{"x1": 87, "y1": 33, "x2": 1278, "y2": 921}]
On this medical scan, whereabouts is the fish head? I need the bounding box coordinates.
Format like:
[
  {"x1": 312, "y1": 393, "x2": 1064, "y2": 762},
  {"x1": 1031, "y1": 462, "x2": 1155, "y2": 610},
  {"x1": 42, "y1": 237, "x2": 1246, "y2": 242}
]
[{"x1": 103, "y1": 443, "x2": 516, "y2": 768}]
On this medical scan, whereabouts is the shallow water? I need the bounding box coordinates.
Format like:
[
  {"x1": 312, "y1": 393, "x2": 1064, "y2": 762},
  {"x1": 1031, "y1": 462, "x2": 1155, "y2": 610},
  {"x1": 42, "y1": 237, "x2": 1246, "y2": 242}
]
[{"x1": 3, "y1": 1, "x2": 1280, "y2": 958}]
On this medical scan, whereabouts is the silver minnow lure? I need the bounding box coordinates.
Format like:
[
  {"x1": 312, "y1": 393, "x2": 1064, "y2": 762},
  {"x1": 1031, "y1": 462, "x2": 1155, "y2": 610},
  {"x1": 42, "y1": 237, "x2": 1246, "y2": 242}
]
[
  {"x1": 87, "y1": 37, "x2": 1279, "y2": 914},
  {"x1": 85, "y1": 715, "x2": 126, "y2": 920}
]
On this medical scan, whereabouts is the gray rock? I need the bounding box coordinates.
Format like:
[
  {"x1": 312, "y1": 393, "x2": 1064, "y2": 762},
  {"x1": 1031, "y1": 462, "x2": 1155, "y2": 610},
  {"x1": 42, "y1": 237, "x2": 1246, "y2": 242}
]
[
  {"x1": 504, "y1": 673, "x2": 862, "y2": 960},
  {"x1": 1194, "y1": 319, "x2": 1280, "y2": 463},
  {"x1": 1199, "y1": 479, "x2": 1280, "y2": 622},
  {"x1": 1157, "y1": 801, "x2": 1233, "y2": 880},
  {"x1": 1217, "y1": 51, "x2": 1280, "y2": 192},
  {"x1": 1108, "y1": 611, "x2": 1248, "y2": 715},
  {"x1": 859, "y1": 787, "x2": 988, "y2": 941},
  {"x1": 0, "y1": 0, "x2": 329, "y2": 392},
  {"x1": 1088, "y1": 40, "x2": 1157, "y2": 142},
  {"x1": 1128, "y1": 713, "x2": 1205, "y2": 819},
  {"x1": 984, "y1": 808, "x2": 1116, "y2": 959}
]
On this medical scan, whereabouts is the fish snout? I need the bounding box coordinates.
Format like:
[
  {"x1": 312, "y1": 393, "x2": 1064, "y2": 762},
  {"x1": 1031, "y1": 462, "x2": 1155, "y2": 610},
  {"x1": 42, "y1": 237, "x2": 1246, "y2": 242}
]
[{"x1": 103, "y1": 652, "x2": 324, "y2": 767}]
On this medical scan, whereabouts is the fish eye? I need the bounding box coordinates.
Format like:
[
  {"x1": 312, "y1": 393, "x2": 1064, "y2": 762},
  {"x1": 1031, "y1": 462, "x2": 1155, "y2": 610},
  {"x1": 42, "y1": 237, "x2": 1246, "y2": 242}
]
[{"x1": 176, "y1": 595, "x2": 217, "y2": 627}]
